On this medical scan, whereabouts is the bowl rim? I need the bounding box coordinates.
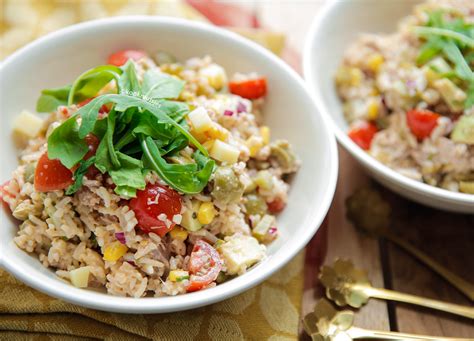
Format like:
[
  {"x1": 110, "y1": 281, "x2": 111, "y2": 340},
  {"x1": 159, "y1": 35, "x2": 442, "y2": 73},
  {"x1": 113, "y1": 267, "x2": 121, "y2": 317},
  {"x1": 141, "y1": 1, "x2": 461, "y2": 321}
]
[
  {"x1": 0, "y1": 15, "x2": 338, "y2": 313},
  {"x1": 303, "y1": 0, "x2": 474, "y2": 206}
]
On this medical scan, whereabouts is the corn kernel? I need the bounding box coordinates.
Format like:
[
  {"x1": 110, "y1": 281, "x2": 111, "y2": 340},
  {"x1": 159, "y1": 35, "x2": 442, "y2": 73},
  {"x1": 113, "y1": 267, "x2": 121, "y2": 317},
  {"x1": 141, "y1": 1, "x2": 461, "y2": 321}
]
[
  {"x1": 198, "y1": 202, "x2": 217, "y2": 225},
  {"x1": 169, "y1": 227, "x2": 189, "y2": 241},
  {"x1": 367, "y1": 99, "x2": 379, "y2": 120},
  {"x1": 103, "y1": 241, "x2": 128, "y2": 262},
  {"x1": 207, "y1": 123, "x2": 229, "y2": 141},
  {"x1": 260, "y1": 126, "x2": 270, "y2": 145},
  {"x1": 349, "y1": 68, "x2": 363, "y2": 86},
  {"x1": 370, "y1": 87, "x2": 380, "y2": 96},
  {"x1": 190, "y1": 127, "x2": 208, "y2": 143},
  {"x1": 168, "y1": 270, "x2": 190, "y2": 282},
  {"x1": 367, "y1": 53, "x2": 384, "y2": 73}
]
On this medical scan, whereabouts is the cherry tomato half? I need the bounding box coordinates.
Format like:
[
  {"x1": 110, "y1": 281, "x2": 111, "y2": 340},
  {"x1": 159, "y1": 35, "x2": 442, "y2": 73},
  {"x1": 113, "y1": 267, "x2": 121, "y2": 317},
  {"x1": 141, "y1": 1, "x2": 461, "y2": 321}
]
[
  {"x1": 229, "y1": 77, "x2": 267, "y2": 99},
  {"x1": 406, "y1": 109, "x2": 440, "y2": 140},
  {"x1": 129, "y1": 183, "x2": 182, "y2": 237},
  {"x1": 187, "y1": 240, "x2": 222, "y2": 292},
  {"x1": 348, "y1": 121, "x2": 378, "y2": 151},
  {"x1": 34, "y1": 153, "x2": 74, "y2": 192},
  {"x1": 107, "y1": 49, "x2": 147, "y2": 67},
  {"x1": 267, "y1": 197, "x2": 286, "y2": 214}
]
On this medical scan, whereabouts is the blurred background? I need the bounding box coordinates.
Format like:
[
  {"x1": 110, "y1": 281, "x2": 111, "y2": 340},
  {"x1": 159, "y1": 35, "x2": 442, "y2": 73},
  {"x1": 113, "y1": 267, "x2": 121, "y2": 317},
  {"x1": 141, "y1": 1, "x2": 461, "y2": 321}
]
[{"x1": 0, "y1": 0, "x2": 324, "y2": 71}]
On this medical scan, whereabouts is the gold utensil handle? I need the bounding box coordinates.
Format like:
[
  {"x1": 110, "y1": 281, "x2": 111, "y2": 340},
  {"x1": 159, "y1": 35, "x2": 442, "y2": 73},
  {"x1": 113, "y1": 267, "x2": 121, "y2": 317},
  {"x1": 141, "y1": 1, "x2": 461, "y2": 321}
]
[
  {"x1": 349, "y1": 326, "x2": 474, "y2": 340},
  {"x1": 388, "y1": 233, "x2": 474, "y2": 302},
  {"x1": 356, "y1": 285, "x2": 474, "y2": 319}
]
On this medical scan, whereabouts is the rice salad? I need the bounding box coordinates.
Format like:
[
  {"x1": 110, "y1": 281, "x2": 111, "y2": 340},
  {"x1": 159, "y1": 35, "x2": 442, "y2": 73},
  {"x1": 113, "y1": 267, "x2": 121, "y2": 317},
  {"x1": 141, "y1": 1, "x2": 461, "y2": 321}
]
[
  {"x1": 1, "y1": 50, "x2": 299, "y2": 297},
  {"x1": 336, "y1": 0, "x2": 474, "y2": 193}
]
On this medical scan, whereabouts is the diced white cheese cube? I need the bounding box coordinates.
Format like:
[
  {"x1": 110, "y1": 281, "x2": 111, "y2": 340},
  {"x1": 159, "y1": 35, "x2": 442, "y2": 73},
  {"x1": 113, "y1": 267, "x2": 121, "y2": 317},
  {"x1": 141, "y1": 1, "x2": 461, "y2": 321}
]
[
  {"x1": 188, "y1": 107, "x2": 213, "y2": 133},
  {"x1": 13, "y1": 110, "x2": 43, "y2": 139},
  {"x1": 69, "y1": 266, "x2": 92, "y2": 288},
  {"x1": 210, "y1": 140, "x2": 240, "y2": 164},
  {"x1": 218, "y1": 234, "x2": 266, "y2": 275}
]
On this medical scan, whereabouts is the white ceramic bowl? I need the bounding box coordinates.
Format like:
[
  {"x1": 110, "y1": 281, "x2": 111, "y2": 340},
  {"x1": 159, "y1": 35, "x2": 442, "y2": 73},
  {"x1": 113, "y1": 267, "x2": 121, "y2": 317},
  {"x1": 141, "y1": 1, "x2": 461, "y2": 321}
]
[
  {"x1": 0, "y1": 17, "x2": 338, "y2": 313},
  {"x1": 304, "y1": 0, "x2": 474, "y2": 213}
]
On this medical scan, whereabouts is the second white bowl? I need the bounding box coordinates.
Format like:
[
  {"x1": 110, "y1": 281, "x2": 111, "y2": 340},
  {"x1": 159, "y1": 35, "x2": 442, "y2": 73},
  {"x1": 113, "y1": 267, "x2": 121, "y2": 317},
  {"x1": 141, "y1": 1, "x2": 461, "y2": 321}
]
[{"x1": 303, "y1": 0, "x2": 474, "y2": 213}]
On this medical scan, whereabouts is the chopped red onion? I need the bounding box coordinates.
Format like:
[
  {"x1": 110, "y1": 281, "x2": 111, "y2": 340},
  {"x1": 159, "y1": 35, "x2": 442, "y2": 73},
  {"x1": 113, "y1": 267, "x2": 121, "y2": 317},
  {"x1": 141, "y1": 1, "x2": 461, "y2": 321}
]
[
  {"x1": 224, "y1": 110, "x2": 234, "y2": 116},
  {"x1": 126, "y1": 260, "x2": 136, "y2": 266},
  {"x1": 115, "y1": 232, "x2": 126, "y2": 244},
  {"x1": 237, "y1": 102, "x2": 247, "y2": 113},
  {"x1": 268, "y1": 227, "x2": 278, "y2": 236}
]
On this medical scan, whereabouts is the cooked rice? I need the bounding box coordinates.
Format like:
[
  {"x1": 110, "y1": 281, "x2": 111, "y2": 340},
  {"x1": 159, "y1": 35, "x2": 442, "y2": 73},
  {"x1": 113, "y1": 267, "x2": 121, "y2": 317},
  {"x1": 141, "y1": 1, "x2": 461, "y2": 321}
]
[{"x1": 3, "y1": 54, "x2": 299, "y2": 297}]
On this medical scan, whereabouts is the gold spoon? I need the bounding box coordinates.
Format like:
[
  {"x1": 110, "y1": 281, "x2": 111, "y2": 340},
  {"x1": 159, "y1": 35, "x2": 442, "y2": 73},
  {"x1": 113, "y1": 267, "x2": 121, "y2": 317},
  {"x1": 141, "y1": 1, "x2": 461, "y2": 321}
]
[
  {"x1": 320, "y1": 259, "x2": 474, "y2": 319},
  {"x1": 346, "y1": 187, "x2": 474, "y2": 302},
  {"x1": 303, "y1": 299, "x2": 474, "y2": 341}
]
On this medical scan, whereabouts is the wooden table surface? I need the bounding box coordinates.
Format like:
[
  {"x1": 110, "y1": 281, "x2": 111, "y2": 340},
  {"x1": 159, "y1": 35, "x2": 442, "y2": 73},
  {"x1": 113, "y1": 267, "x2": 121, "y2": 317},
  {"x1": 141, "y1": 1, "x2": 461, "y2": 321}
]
[
  {"x1": 301, "y1": 148, "x2": 474, "y2": 339},
  {"x1": 253, "y1": 1, "x2": 474, "y2": 338}
]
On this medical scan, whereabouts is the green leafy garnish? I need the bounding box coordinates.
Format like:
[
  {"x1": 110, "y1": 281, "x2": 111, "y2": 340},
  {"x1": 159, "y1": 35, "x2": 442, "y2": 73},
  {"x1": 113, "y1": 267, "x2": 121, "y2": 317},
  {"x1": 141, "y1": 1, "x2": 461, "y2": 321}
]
[
  {"x1": 141, "y1": 136, "x2": 215, "y2": 194},
  {"x1": 66, "y1": 157, "x2": 96, "y2": 195},
  {"x1": 47, "y1": 116, "x2": 88, "y2": 169},
  {"x1": 44, "y1": 60, "x2": 214, "y2": 197},
  {"x1": 414, "y1": 10, "x2": 474, "y2": 109},
  {"x1": 118, "y1": 61, "x2": 141, "y2": 96},
  {"x1": 36, "y1": 85, "x2": 71, "y2": 113},
  {"x1": 108, "y1": 152, "x2": 146, "y2": 198},
  {"x1": 67, "y1": 65, "x2": 122, "y2": 106},
  {"x1": 142, "y1": 70, "x2": 185, "y2": 99}
]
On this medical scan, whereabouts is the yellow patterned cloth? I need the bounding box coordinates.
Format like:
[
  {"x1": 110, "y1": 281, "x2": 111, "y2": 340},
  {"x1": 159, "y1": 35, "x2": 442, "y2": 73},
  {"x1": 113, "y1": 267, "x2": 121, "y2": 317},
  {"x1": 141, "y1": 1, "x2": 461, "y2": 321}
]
[
  {"x1": 0, "y1": 253, "x2": 304, "y2": 340},
  {"x1": 0, "y1": 1, "x2": 302, "y2": 340}
]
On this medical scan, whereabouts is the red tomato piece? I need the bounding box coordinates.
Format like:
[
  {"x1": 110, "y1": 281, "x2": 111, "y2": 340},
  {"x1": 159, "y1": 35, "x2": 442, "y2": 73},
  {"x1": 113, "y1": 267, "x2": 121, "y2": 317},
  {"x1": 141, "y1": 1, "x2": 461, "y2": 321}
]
[
  {"x1": 406, "y1": 109, "x2": 440, "y2": 140},
  {"x1": 77, "y1": 97, "x2": 110, "y2": 115},
  {"x1": 129, "y1": 183, "x2": 182, "y2": 237},
  {"x1": 34, "y1": 153, "x2": 74, "y2": 192},
  {"x1": 187, "y1": 240, "x2": 222, "y2": 292},
  {"x1": 229, "y1": 77, "x2": 267, "y2": 99},
  {"x1": 348, "y1": 121, "x2": 378, "y2": 151},
  {"x1": 107, "y1": 49, "x2": 147, "y2": 66},
  {"x1": 267, "y1": 197, "x2": 286, "y2": 214}
]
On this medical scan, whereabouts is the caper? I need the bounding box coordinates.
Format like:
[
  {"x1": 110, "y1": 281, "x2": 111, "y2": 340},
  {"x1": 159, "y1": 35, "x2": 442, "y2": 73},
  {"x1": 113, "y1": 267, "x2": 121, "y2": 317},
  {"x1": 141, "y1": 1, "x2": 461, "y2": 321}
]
[
  {"x1": 244, "y1": 194, "x2": 267, "y2": 216},
  {"x1": 211, "y1": 166, "x2": 244, "y2": 205}
]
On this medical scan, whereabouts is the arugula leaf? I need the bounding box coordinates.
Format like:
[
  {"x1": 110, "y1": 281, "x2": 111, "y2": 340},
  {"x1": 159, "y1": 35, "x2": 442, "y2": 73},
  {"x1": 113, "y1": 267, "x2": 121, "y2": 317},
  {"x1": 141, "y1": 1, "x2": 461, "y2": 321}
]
[
  {"x1": 118, "y1": 61, "x2": 141, "y2": 96},
  {"x1": 66, "y1": 157, "x2": 96, "y2": 195},
  {"x1": 141, "y1": 136, "x2": 214, "y2": 194},
  {"x1": 47, "y1": 116, "x2": 88, "y2": 169},
  {"x1": 442, "y1": 40, "x2": 472, "y2": 80},
  {"x1": 414, "y1": 26, "x2": 474, "y2": 48},
  {"x1": 95, "y1": 109, "x2": 120, "y2": 173},
  {"x1": 416, "y1": 36, "x2": 444, "y2": 65},
  {"x1": 73, "y1": 94, "x2": 206, "y2": 155},
  {"x1": 109, "y1": 152, "x2": 146, "y2": 198},
  {"x1": 114, "y1": 186, "x2": 140, "y2": 199},
  {"x1": 67, "y1": 65, "x2": 122, "y2": 106},
  {"x1": 36, "y1": 85, "x2": 71, "y2": 112},
  {"x1": 142, "y1": 70, "x2": 185, "y2": 99}
]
